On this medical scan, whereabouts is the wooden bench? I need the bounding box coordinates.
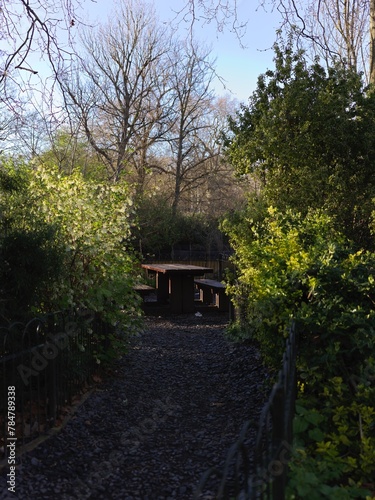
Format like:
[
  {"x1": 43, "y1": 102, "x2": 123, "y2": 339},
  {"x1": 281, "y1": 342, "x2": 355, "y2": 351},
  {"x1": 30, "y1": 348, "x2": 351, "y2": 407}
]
[
  {"x1": 194, "y1": 278, "x2": 229, "y2": 312},
  {"x1": 133, "y1": 284, "x2": 156, "y2": 301}
]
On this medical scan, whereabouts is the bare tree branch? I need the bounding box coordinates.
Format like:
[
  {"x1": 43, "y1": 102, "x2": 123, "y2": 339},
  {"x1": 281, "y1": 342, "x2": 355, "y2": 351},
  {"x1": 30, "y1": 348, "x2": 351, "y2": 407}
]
[
  {"x1": 169, "y1": 0, "x2": 248, "y2": 48},
  {"x1": 0, "y1": 0, "x2": 84, "y2": 113},
  {"x1": 60, "y1": 0, "x2": 175, "y2": 185},
  {"x1": 273, "y1": 0, "x2": 370, "y2": 81}
]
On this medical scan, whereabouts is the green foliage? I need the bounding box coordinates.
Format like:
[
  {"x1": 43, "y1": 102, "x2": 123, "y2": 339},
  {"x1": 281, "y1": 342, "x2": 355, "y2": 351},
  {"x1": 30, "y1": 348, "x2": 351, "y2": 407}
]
[
  {"x1": 222, "y1": 204, "x2": 343, "y2": 366},
  {"x1": 222, "y1": 202, "x2": 375, "y2": 376},
  {"x1": 134, "y1": 193, "x2": 214, "y2": 258},
  {"x1": 37, "y1": 130, "x2": 108, "y2": 180},
  {"x1": 224, "y1": 44, "x2": 375, "y2": 248},
  {"x1": 31, "y1": 166, "x2": 141, "y2": 312},
  {"x1": 289, "y1": 379, "x2": 375, "y2": 497},
  {"x1": 220, "y1": 41, "x2": 375, "y2": 497},
  {"x1": 287, "y1": 446, "x2": 373, "y2": 499},
  {"x1": 222, "y1": 203, "x2": 375, "y2": 492},
  {"x1": 1, "y1": 162, "x2": 142, "y2": 361},
  {"x1": 134, "y1": 194, "x2": 182, "y2": 257},
  {"x1": 0, "y1": 227, "x2": 64, "y2": 321},
  {"x1": 0, "y1": 163, "x2": 64, "y2": 322},
  {"x1": 0, "y1": 166, "x2": 26, "y2": 193}
]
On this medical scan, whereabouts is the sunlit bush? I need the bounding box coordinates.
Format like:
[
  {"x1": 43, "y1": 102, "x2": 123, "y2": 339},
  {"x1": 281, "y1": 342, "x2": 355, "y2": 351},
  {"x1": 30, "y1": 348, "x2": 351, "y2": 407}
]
[
  {"x1": 222, "y1": 203, "x2": 375, "y2": 492},
  {"x1": 1, "y1": 163, "x2": 142, "y2": 361}
]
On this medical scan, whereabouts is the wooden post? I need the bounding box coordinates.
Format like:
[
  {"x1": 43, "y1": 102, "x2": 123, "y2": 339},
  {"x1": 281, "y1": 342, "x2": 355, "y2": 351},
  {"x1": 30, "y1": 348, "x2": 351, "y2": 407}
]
[
  {"x1": 156, "y1": 273, "x2": 169, "y2": 303},
  {"x1": 271, "y1": 386, "x2": 286, "y2": 500},
  {"x1": 169, "y1": 275, "x2": 195, "y2": 313}
]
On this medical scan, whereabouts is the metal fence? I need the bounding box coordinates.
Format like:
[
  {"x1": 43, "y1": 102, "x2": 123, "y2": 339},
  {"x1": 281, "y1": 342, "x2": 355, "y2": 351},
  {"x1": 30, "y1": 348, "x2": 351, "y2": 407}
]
[
  {"x1": 0, "y1": 309, "x2": 108, "y2": 461},
  {"x1": 194, "y1": 322, "x2": 297, "y2": 499}
]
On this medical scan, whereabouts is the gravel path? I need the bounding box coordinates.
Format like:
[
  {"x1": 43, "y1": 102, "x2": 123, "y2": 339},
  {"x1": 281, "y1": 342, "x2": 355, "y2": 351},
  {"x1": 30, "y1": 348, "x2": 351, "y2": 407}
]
[{"x1": 0, "y1": 312, "x2": 269, "y2": 500}]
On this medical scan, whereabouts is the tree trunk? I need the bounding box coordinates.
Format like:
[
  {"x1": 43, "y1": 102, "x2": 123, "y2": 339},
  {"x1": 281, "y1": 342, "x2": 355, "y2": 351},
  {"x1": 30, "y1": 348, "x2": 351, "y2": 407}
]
[
  {"x1": 172, "y1": 131, "x2": 184, "y2": 216},
  {"x1": 370, "y1": 0, "x2": 375, "y2": 84}
]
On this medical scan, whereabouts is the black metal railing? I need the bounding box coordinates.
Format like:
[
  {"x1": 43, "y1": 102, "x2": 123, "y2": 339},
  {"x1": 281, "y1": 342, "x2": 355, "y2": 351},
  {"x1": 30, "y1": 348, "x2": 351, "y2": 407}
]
[
  {"x1": 194, "y1": 322, "x2": 297, "y2": 499},
  {"x1": 0, "y1": 309, "x2": 108, "y2": 461}
]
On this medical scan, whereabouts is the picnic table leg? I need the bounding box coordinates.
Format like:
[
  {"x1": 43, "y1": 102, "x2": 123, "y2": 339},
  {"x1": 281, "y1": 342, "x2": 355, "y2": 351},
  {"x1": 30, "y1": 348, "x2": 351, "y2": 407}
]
[
  {"x1": 199, "y1": 286, "x2": 214, "y2": 305},
  {"x1": 216, "y1": 290, "x2": 230, "y2": 312},
  {"x1": 156, "y1": 273, "x2": 169, "y2": 303},
  {"x1": 169, "y1": 275, "x2": 195, "y2": 313}
]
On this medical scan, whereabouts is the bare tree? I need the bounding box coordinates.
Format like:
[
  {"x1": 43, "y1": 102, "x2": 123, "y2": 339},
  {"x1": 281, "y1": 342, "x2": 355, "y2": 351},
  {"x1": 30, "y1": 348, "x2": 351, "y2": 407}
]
[
  {"x1": 61, "y1": 0, "x2": 173, "y2": 184},
  {"x1": 0, "y1": 0, "x2": 83, "y2": 113},
  {"x1": 6, "y1": 110, "x2": 50, "y2": 159},
  {"x1": 173, "y1": 0, "x2": 247, "y2": 42},
  {"x1": 273, "y1": 0, "x2": 374, "y2": 83},
  {"x1": 183, "y1": 95, "x2": 248, "y2": 216},
  {"x1": 155, "y1": 39, "x2": 218, "y2": 215},
  {"x1": 0, "y1": 82, "x2": 22, "y2": 154},
  {"x1": 370, "y1": 0, "x2": 375, "y2": 82},
  {"x1": 182, "y1": 0, "x2": 375, "y2": 82}
]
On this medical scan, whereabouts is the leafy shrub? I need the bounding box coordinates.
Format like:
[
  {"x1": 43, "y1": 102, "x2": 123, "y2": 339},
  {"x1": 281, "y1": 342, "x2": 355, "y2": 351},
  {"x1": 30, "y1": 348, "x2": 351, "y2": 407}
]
[
  {"x1": 1, "y1": 163, "x2": 143, "y2": 362},
  {"x1": 133, "y1": 194, "x2": 183, "y2": 258},
  {"x1": 222, "y1": 204, "x2": 343, "y2": 367},
  {"x1": 0, "y1": 164, "x2": 64, "y2": 322},
  {"x1": 222, "y1": 204, "x2": 375, "y2": 493},
  {"x1": 0, "y1": 226, "x2": 64, "y2": 322},
  {"x1": 289, "y1": 377, "x2": 375, "y2": 498},
  {"x1": 223, "y1": 45, "x2": 375, "y2": 249},
  {"x1": 134, "y1": 193, "x2": 216, "y2": 259}
]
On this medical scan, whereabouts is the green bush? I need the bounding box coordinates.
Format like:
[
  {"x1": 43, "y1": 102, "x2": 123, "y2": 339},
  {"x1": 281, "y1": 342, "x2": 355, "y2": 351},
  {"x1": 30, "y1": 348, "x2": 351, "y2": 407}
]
[
  {"x1": 134, "y1": 193, "x2": 216, "y2": 259},
  {"x1": 1, "y1": 162, "x2": 143, "y2": 362},
  {"x1": 0, "y1": 164, "x2": 64, "y2": 322},
  {"x1": 133, "y1": 194, "x2": 183, "y2": 257},
  {"x1": 222, "y1": 204, "x2": 343, "y2": 366},
  {"x1": 0, "y1": 226, "x2": 64, "y2": 322},
  {"x1": 223, "y1": 44, "x2": 375, "y2": 249},
  {"x1": 289, "y1": 375, "x2": 375, "y2": 498},
  {"x1": 222, "y1": 204, "x2": 375, "y2": 493}
]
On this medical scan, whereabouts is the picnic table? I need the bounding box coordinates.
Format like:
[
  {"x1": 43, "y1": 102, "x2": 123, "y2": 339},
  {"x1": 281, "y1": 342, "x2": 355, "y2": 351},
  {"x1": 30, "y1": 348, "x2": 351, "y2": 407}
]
[
  {"x1": 194, "y1": 278, "x2": 230, "y2": 312},
  {"x1": 141, "y1": 263, "x2": 213, "y2": 313}
]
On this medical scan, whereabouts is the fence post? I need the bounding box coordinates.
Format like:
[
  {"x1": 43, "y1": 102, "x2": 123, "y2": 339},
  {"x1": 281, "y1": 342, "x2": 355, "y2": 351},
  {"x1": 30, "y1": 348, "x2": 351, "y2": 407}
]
[
  {"x1": 47, "y1": 351, "x2": 57, "y2": 424},
  {"x1": 271, "y1": 385, "x2": 287, "y2": 500}
]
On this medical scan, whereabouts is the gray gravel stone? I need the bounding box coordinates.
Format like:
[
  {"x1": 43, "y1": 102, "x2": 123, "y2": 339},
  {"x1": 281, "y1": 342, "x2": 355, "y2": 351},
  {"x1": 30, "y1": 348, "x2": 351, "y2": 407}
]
[{"x1": 0, "y1": 312, "x2": 269, "y2": 499}]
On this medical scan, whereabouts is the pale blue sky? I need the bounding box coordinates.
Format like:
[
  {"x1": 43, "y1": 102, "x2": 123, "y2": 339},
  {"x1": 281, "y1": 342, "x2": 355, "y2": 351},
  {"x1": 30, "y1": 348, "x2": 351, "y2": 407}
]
[{"x1": 82, "y1": 0, "x2": 282, "y2": 103}]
